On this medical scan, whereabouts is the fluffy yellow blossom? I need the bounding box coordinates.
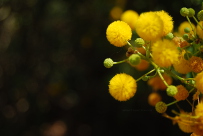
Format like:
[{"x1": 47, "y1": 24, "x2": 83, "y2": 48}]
[
  {"x1": 121, "y1": 10, "x2": 139, "y2": 29},
  {"x1": 189, "y1": 56, "x2": 203, "y2": 73},
  {"x1": 110, "y1": 6, "x2": 123, "y2": 20},
  {"x1": 178, "y1": 21, "x2": 195, "y2": 35},
  {"x1": 152, "y1": 39, "x2": 179, "y2": 67},
  {"x1": 195, "y1": 102, "x2": 203, "y2": 116},
  {"x1": 172, "y1": 36, "x2": 189, "y2": 48},
  {"x1": 173, "y1": 50, "x2": 191, "y2": 74},
  {"x1": 156, "y1": 10, "x2": 173, "y2": 36},
  {"x1": 148, "y1": 92, "x2": 161, "y2": 106},
  {"x1": 106, "y1": 21, "x2": 132, "y2": 47},
  {"x1": 177, "y1": 111, "x2": 194, "y2": 133},
  {"x1": 196, "y1": 21, "x2": 203, "y2": 39},
  {"x1": 108, "y1": 73, "x2": 137, "y2": 101},
  {"x1": 194, "y1": 71, "x2": 203, "y2": 93},
  {"x1": 135, "y1": 11, "x2": 163, "y2": 41},
  {"x1": 173, "y1": 85, "x2": 189, "y2": 101},
  {"x1": 148, "y1": 74, "x2": 172, "y2": 91}
]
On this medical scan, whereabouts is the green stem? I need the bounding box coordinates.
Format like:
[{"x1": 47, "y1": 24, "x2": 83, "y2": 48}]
[
  {"x1": 113, "y1": 59, "x2": 127, "y2": 64},
  {"x1": 157, "y1": 68, "x2": 169, "y2": 87},
  {"x1": 136, "y1": 69, "x2": 156, "y2": 82},
  {"x1": 166, "y1": 100, "x2": 179, "y2": 107},
  {"x1": 193, "y1": 16, "x2": 203, "y2": 30},
  {"x1": 186, "y1": 16, "x2": 196, "y2": 36}
]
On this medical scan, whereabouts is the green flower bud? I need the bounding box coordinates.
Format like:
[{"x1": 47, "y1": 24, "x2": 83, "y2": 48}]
[
  {"x1": 159, "y1": 69, "x2": 165, "y2": 73},
  {"x1": 164, "y1": 33, "x2": 174, "y2": 40},
  {"x1": 142, "y1": 76, "x2": 149, "y2": 81},
  {"x1": 134, "y1": 38, "x2": 145, "y2": 47},
  {"x1": 197, "y1": 10, "x2": 203, "y2": 21},
  {"x1": 128, "y1": 54, "x2": 141, "y2": 65},
  {"x1": 184, "y1": 27, "x2": 190, "y2": 33},
  {"x1": 180, "y1": 7, "x2": 189, "y2": 17},
  {"x1": 183, "y1": 34, "x2": 189, "y2": 40},
  {"x1": 188, "y1": 8, "x2": 195, "y2": 17},
  {"x1": 166, "y1": 85, "x2": 178, "y2": 97},
  {"x1": 104, "y1": 58, "x2": 114, "y2": 68},
  {"x1": 155, "y1": 101, "x2": 167, "y2": 113}
]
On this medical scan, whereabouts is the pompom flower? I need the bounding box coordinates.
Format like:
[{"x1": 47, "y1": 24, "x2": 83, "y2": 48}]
[
  {"x1": 156, "y1": 10, "x2": 173, "y2": 36},
  {"x1": 195, "y1": 102, "x2": 203, "y2": 116},
  {"x1": 148, "y1": 74, "x2": 172, "y2": 91},
  {"x1": 121, "y1": 10, "x2": 139, "y2": 29},
  {"x1": 173, "y1": 50, "x2": 191, "y2": 74},
  {"x1": 108, "y1": 73, "x2": 137, "y2": 101},
  {"x1": 178, "y1": 21, "x2": 195, "y2": 35},
  {"x1": 189, "y1": 56, "x2": 203, "y2": 73},
  {"x1": 135, "y1": 11, "x2": 163, "y2": 41},
  {"x1": 110, "y1": 6, "x2": 123, "y2": 20},
  {"x1": 173, "y1": 85, "x2": 189, "y2": 101},
  {"x1": 152, "y1": 39, "x2": 179, "y2": 67},
  {"x1": 194, "y1": 71, "x2": 203, "y2": 93},
  {"x1": 148, "y1": 92, "x2": 161, "y2": 106},
  {"x1": 196, "y1": 21, "x2": 203, "y2": 39},
  {"x1": 106, "y1": 21, "x2": 132, "y2": 47}
]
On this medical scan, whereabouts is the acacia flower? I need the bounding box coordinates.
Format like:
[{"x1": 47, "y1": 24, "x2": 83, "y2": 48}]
[
  {"x1": 148, "y1": 92, "x2": 161, "y2": 106},
  {"x1": 173, "y1": 50, "x2": 191, "y2": 74},
  {"x1": 178, "y1": 21, "x2": 195, "y2": 35},
  {"x1": 152, "y1": 39, "x2": 179, "y2": 67},
  {"x1": 189, "y1": 56, "x2": 203, "y2": 73},
  {"x1": 173, "y1": 85, "x2": 189, "y2": 101},
  {"x1": 108, "y1": 73, "x2": 137, "y2": 101},
  {"x1": 195, "y1": 102, "x2": 203, "y2": 116},
  {"x1": 194, "y1": 71, "x2": 203, "y2": 93},
  {"x1": 106, "y1": 21, "x2": 132, "y2": 47},
  {"x1": 148, "y1": 74, "x2": 172, "y2": 91},
  {"x1": 156, "y1": 10, "x2": 173, "y2": 36},
  {"x1": 135, "y1": 11, "x2": 163, "y2": 41},
  {"x1": 196, "y1": 21, "x2": 203, "y2": 39},
  {"x1": 121, "y1": 10, "x2": 139, "y2": 29}
]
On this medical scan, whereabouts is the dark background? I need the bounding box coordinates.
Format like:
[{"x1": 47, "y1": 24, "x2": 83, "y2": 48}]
[{"x1": 0, "y1": 0, "x2": 201, "y2": 136}]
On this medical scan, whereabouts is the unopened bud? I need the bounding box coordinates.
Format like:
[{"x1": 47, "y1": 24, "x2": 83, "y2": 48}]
[
  {"x1": 128, "y1": 54, "x2": 141, "y2": 65},
  {"x1": 166, "y1": 85, "x2": 178, "y2": 97},
  {"x1": 155, "y1": 101, "x2": 167, "y2": 113},
  {"x1": 104, "y1": 58, "x2": 114, "y2": 68},
  {"x1": 134, "y1": 38, "x2": 145, "y2": 48},
  {"x1": 180, "y1": 7, "x2": 189, "y2": 17}
]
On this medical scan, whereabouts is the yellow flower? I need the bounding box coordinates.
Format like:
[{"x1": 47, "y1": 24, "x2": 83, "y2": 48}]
[
  {"x1": 156, "y1": 10, "x2": 173, "y2": 36},
  {"x1": 135, "y1": 11, "x2": 163, "y2": 41},
  {"x1": 195, "y1": 102, "x2": 203, "y2": 116},
  {"x1": 108, "y1": 73, "x2": 137, "y2": 101},
  {"x1": 173, "y1": 85, "x2": 189, "y2": 101},
  {"x1": 106, "y1": 21, "x2": 132, "y2": 47},
  {"x1": 178, "y1": 21, "x2": 195, "y2": 35},
  {"x1": 148, "y1": 74, "x2": 172, "y2": 91},
  {"x1": 196, "y1": 21, "x2": 203, "y2": 39},
  {"x1": 194, "y1": 71, "x2": 203, "y2": 93},
  {"x1": 152, "y1": 39, "x2": 179, "y2": 67},
  {"x1": 121, "y1": 10, "x2": 139, "y2": 29},
  {"x1": 110, "y1": 6, "x2": 123, "y2": 20},
  {"x1": 148, "y1": 92, "x2": 161, "y2": 106},
  {"x1": 189, "y1": 56, "x2": 203, "y2": 73},
  {"x1": 173, "y1": 50, "x2": 191, "y2": 74}
]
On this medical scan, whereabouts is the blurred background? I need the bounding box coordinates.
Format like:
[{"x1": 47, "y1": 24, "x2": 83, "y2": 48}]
[{"x1": 0, "y1": 0, "x2": 202, "y2": 136}]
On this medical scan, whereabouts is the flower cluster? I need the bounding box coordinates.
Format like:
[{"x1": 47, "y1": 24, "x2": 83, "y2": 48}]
[{"x1": 104, "y1": 6, "x2": 203, "y2": 135}]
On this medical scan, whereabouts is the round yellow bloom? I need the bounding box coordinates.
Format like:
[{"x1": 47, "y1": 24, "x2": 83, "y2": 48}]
[
  {"x1": 108, "y1": 73, "x2": 137, "y2": 101},
  {"x1": 135, "y1": 11, "x2": 163, "y2": 41},
  {"x1": 178, "y1": 21, "x2": 195, "y2": 35},
  {"x1": 156, "y1": 10, "x2": 173, "y2": 36},
  {"x1": 148, "y1": 74, "x2": 172, "y2": 91},
  {"x1": 110, "y1": 6, "x2": 123, "y2": 20},
  {"x1": 195, "y1": 102, "x2": 203, "y2": 116},
  {"x1": 148, "y1": 92, "x2": 161, "y2": 106},
  {"x1": 173, "y1": 85, "x2": 189, "y2": 101},
  {"x1": 152, "y1": 39, "x2": 179, "y2": 67},
  {"x1": 173, "y1": 50, "x2": 191, "y2": 74},
  {"x1": 194, "y1": 71, "x2": 203, "y2": 93},
  {"x1": 177, "y1": 111, "x2": 193, "y2": 133},
  {"x1": 121, "y1": 10, "x2": 139, "y2": 29},
  {"x1": 196, "y1": 21, "x2": 203, "y2": 39},
  {"x1": 106, "y1": 21, "x2": 132, "y2": 47},
  {"x1": 189, "y1": 56, "x2": 203, "y2": 73}
]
